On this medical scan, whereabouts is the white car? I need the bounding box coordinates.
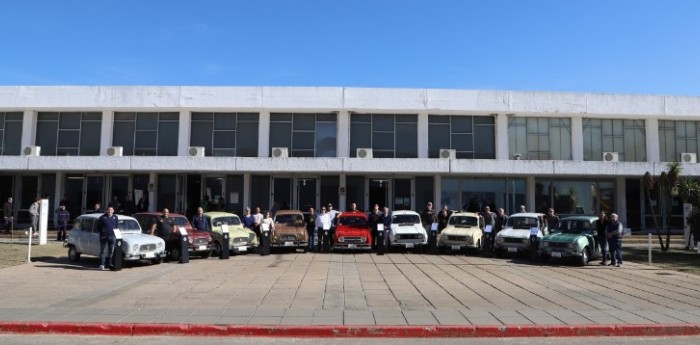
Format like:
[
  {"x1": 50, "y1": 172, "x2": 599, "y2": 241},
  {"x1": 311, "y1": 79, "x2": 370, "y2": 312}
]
[
  {"x1": 388, "y1": 210, "x2": 427, "y2": 250},
  {"x1": 438, "y1": 211, "x2": 484, "y2": 254},
  {"x1": 66, "y1": 213, "x2": 166, "y2": 265},
  {"x1": 494, "y1": 212, "x2": 548, "y2": 256}
]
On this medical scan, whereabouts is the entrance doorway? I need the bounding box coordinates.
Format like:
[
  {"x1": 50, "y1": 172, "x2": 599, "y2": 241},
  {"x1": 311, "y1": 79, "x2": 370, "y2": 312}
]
[
  {"x1": 272, "y1": 177, "x2": 293, "y2": 211},
  {"x1": 368, "y1": 178, "x2": 390, "y2": 209},
  {"x1": 297, "y1": 178, "x2": 317, "y2": 212}
]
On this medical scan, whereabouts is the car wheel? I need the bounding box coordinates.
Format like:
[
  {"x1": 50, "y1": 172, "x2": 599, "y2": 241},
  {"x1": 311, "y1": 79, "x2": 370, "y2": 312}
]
[
  {"x1": 212, "y1": 241, "x2": 222, "y2": 257},
  {"x1": 68, "y1": 245, "x2": 80, "y2": 262},
  {"x1": 169, "y1": 246, "x2": 181, "y2": 261},
  {"x1": 579, "y1": 247, "x2": 590, "y2": 266},
  {"x1": 473, "y1": 239, "x2": 482, "y2": 255}
]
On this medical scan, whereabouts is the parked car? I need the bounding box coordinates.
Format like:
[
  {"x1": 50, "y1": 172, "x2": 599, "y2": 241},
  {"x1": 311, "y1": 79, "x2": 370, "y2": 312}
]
[
  {"x1": 438, "y1": 211, "x2": 484, "y2": 254},
  {"x1": 388, "y1": 210, "x2": 427, "y2": 250},
  {"x1": 271, "y1": 210, "x2": 308, "y2": 251},
  {"x1": 204, "y1": 212, "x2": 258, "y2": 255},
  {"x1": 133, "y1": 212, "x2": 213, "y2": 260},
  {"x1": 66, "y1": 213, "x2": 165, "y2": 265},
  {"x1": 494, "y1": 213, "x2": 548, "y2": 257},
  {"x1": 539, "y1": 215, "x2": 599, "y2": 266},
  {"x1": 334, "y1": 211, "x2": 372, "y2": 251}
]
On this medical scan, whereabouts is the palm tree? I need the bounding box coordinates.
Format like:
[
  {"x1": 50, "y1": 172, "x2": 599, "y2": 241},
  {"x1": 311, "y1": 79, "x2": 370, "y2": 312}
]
[
  {"x1": 644, "y1": 162, "x2": 685, "y2": 252},
  {"x1": 643, "y1": 171, "x2": 665, "y2": 250},
  {"x1": 678, "y1": 176, "x2": 700, "y2": 249}
]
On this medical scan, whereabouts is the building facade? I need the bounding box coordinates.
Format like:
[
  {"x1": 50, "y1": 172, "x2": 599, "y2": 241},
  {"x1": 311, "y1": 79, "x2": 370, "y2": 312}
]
[{"x1": 1, "y1": 86, "x2": 700, "y2": 230}]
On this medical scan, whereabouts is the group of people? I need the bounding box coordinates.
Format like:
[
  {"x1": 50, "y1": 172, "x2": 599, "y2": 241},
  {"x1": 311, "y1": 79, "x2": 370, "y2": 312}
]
[{"x1": 595, "y1": 210, "x2": 624, "y2": 267}]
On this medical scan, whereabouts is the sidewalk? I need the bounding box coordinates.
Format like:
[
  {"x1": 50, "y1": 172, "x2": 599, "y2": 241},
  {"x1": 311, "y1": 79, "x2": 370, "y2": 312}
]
[{"x1": 0, "y1": 249, "x2": 699, "y2": 337}]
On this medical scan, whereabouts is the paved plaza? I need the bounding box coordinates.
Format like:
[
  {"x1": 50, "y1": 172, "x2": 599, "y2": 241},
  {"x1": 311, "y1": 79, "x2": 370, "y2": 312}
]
[{"x1": 0, "y1": 250, "x2": 699, "y2": 327}]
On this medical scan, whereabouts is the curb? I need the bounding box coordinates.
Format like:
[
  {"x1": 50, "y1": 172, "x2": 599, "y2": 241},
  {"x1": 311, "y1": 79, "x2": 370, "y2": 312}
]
[{"x1": 1, "y1": 322, "x2": 699, "y2": 338}]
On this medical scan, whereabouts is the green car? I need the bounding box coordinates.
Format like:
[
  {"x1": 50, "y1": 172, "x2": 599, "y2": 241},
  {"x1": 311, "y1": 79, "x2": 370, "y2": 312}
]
[
  {"x1": 204, "y1": 212, "x2": 259, "y2": 255},
  {"x1": 539, "y1": 215, "x2": 599, "y2": 266}
]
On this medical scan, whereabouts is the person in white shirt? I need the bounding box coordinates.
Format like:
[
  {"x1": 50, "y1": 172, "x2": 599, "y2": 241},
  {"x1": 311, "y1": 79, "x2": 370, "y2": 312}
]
[
  {"x1": 252, "y1": 206, "x2": 263, "y2": 239},
  {"x1": 316, "y1": 207, "x2": 332, "y2": 252}
]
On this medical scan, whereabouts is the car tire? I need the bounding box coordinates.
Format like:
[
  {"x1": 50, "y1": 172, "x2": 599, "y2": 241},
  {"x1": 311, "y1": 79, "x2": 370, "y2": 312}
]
[
  {"x1": 579, "y1": 247, "x2": 590, "y2": 266},
  {"x1": 212, "y1": 241, "x2": 222, "y2": 257},
  {"x1": 169, "y1": 246, "x2": 181, "y2": 261},
  {"x1": 68, "y1": 245, "x2": 80, "y2": 262},
  {"x1": 473, "y1": 239, "x2": 482, "y2": 255}
]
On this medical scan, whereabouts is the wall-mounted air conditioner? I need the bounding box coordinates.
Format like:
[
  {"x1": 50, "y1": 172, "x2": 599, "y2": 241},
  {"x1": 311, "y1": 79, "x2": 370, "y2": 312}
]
[
  {"x1": 23, "y1": 146, "x2": 41, "y2": 156},
  {"x1": 356, "y1": 148, "x2": 373, "y2": 158},
  {"x1": 106, "y1": 146, "x2": 123, "y2": 156},
  {"x1": 439, "y1": 148, "x2": 456, "y2": 159},
  {"x1": 271, "y1": 147, "x2": 288, "y2": 158},
  {"x1": 681, "y1": 152, "x2": 697, "y2": 163},
  {"x1": 603, "y1": 152, "x2": 619, "y2": 162},
  {"x1": 188, "y1": 146, "x2": 205, "y2": 157}
]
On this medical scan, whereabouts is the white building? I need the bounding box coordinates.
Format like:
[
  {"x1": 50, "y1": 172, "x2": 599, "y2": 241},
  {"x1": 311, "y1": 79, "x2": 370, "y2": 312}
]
[{"x1": 1, "y1": 86, "x2": 699, "y2": 230}]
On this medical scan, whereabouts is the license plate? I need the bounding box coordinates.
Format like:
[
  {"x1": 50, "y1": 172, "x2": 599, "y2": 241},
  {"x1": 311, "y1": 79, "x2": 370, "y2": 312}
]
[
  {"x1": 451, "y1": 245, "x2": 461, "y2": 250},
  {"x1": 348, "y1": 244, "x2": 356, "y2": 248},
  {"x1": 198, "y1": 245, "x2": 207, "y2": 251},
  {"x1": 551, "y1": 252, "x2": 562, "y2": 258},
  {"x1": 235, "y1": 246, "x2": 248, "y2": 252},
  {"x1": 405, "y1": 243, "x2": 414, "y2": 248},
  {"x1": 284, "y1": 241, "x2": 294, "y2": 247},
  {"x1": 144, "y1": 252, "x2": 155, "y2": 258},
  {"x1": 507, "y1": 247, "x2": 517, "y2": 253}
]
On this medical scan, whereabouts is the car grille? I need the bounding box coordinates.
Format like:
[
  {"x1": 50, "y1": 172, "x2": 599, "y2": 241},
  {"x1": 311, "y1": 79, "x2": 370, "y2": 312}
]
[
  {"x1": 140, "y1": 244, "x2": 156, "y2": 251},
  {"x1": 341, "y1": 236, "x2": 365, "y2": 244},
  {"x1": 548, "y1": 242, "x2": 568, "y2": 248},
  {"x1": 503, "y1": 237, "x2": 523, "y2": 244},
  {"x1": 446, "y1": 235, "x2": 467, "y2": 242},
  {"x1": 397, "y1": 234, "x2": 422, "y2": 240},
  {"x1": 232, "y1": 237, "x2": 248, "y2": 244},
  {"x1": 280, "y1": 234, "x2": 297, "y2": 241},
  {"x1": 193, "y1": 238, "x2": 209, "y2": 246}
]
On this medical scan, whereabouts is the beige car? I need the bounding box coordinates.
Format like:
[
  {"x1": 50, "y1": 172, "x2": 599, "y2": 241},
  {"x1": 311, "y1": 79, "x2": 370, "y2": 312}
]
[
  {"x1": 437, "y1": 211, "x2": 484, "y2": 254},
  {"x1": 271, "y1": 210, "x2": 308, "y2": 251}
]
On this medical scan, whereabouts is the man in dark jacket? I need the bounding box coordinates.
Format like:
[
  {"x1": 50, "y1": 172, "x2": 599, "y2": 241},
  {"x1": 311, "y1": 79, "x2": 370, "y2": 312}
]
[
  {"x1": 97, "y1": 207, "x2": 119, "y2": 271},
  {"x1": 607, "y1": 213, "x2": 624, "y2": 267},
  {"x1": 55, "y1": 204, "x2": 70, "y2": 241},
  {"x1": 595, "y1": 210, "x2": 609, "y2": 265}
]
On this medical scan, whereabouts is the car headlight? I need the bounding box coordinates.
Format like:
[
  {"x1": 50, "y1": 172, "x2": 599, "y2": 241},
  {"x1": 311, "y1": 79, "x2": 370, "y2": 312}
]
[
  {"x1": 496, "y1": 237, "x2": 504, "y2": 243},
  {"x1": 248, "y1": 233, "x2": 255, "y2": 242},
  {"x1": 542, "y1": 242, "x2": 549, "y2": 248},
  {"x1": 418, "y1": 234, "x2": 424, "y2": 240},
  {"x1": 338, "y1": 237, "x2": 345, "y2": 243},
  {"x1": 157, "y1": 242, "x2": 163, "y2": 248},
  {"x1": 522, "y1": 239, "x2": 529, "y2": 244},
  {"x1": 132, "y1": 244, "x2": 139, "y2": 252},
  {"x1": 395, "y1": 234, "x2": 401, "y2": 240},
  {"x1": 208, "y1": 236, "x2": 213, "y2": 242},
  {"x1": 188, "y1": 237, "x2": 193, "y2": 244},
  {"x1": 360, "y1": 237, "x2": 367, "y2": 242},
  {"x1": 567, "y1": 243, "x2": 575, "y2": 249}
]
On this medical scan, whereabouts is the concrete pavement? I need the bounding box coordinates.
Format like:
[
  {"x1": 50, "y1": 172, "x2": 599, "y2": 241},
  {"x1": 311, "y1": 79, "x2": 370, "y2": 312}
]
[{"x1": 0, "y1": 249, "x2": 699, "y2": 337}]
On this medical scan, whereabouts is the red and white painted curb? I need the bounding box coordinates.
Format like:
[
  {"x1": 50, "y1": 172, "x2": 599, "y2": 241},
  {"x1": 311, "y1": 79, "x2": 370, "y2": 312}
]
[{"x1": 1, "y1": 322, "x2": 699, "y2": 337}]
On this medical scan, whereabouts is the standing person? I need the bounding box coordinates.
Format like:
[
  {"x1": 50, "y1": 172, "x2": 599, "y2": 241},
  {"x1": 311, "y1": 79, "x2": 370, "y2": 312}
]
[
  {"x1": 420, "y1": 202, "x2": 437, "y2": 232},
  {"x1": 137, "y1": 194, "x2": 149, "y2": 212},
  {"x1": 306, "y1": 207, "x2": 316, "y2": 251},
  {"x1": 2, "y1": 197, "x2": 12, "y2": 234},
  {"x1": 89, "y1": 202, "x2": 103, "y2": 214},
  {"x1": 55, "y1": 204, "x2": 70, "y2": 241},
  {"x1": 378, "y1": 206, "x2": 392, "y2": 251},
  {"x1": 28, "y1": 197, "x2": 40, "y2": 236},
  {"x1": 316, "y1": 206, "x2": 331, "y2": 252},
  {"x1": 252, "y1": 207, "x2": 263, "y2": 238},
  {"x1": 518, "y1": 205, "x2": 527, "y2": 213},
  {"x1": 437, "y1": 206, "x2": 450, "y2": 232},
  {"x1": 242, "y1": 207, "x2": 254, "y2": 230},
  {"x1": 260, "y1": 210, "x2": 274, "y2": 255},
  {"x1": 481, "y1": 206, "x2": 496, "y2": 230},
  {"x1": 367, "y1": 204, "x2": 383, "y2": 251},
  {"x1": 97, "y1": 206, "x2": 118, "y2": 271},
  {"x1": 348, "y1": 202, "x2": 358, "y2": 212},
  {"x1": 607, "y1": 213, "x2": 624, "y2": 267},
  {"x1": 595, "y1": 210, "x2": 610, "y2": 265},
  {"x1": 191, "y1": 207, "x2": 209, "y2": 231},
  {"x1": 122, "y1": 195, "x2": 136, "y2": 215},
  {"x1": 494, "y1": 208, "x2": 508, "y2": 235},
  {"x1": 150, "y1": 208, "x2": 177, "y2": 258},
  {"x1": 544, "y1": 208, "x2": 560, "y2": 231},
  {"x1": 327, "y1": 203, "x2": 339, "y2": 246}
]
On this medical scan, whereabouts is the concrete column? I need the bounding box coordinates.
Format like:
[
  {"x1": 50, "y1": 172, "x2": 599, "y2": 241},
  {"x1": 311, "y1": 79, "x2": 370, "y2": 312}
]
[
  {"x1": 417, "y1": 111, "x2": 429, "y2": 158},
  {"x1": 646, "y1": 118, "x2": 660, "y2": 163},
  {"x1": 526, "y1": 175, "x2": 536, "y2": 212},
  {"x1": 178, "y1": 110, "x2": 191, "y2": 156},
  {"x1": 338, "y1": 174, "x2": 346, "y2": 210},
  {"x1": 54, "y1": 172, "x2": 63, "y2": 228},
  {"x1": 337, "y1": 110, "x2": 350, "y2": 158},
  {"x1": 258, "y1": 111, "x2": 270, "y2": 157},
  {"x1": 149, "y1": 172, "x2": 157, "y2": 212},
  {"x1": 571, "y1": 116, "x2": 584, "y2": 161},
  {"x1": 617, "y1": 176, "x2": 627, "y2": 225},
  {"x1": 434, "y1": 175, "x2": 442, "y2": 211},
  {"x1": 21, "y1": 110, "x2": 37, "y2": 148},
  {"x1": 243, "y1": 173, "x2": 251, "y2": 209},
  {"x1": 99, "y1": 111, "x2": 113, "y2": 155},
  {"x1": 495, "y1": 114, "x2": 510, "y2": 160}
]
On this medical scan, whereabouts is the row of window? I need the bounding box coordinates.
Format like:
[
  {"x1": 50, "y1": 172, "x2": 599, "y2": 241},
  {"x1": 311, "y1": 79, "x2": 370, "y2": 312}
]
[{"x1": 0, "y1": 111, "x2": 697, "y2": 161}]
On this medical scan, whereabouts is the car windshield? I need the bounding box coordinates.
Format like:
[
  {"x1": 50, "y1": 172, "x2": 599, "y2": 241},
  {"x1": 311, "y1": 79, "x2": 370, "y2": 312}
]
[
  {"x1": 211, "y1": 216, "x2": 241, "y2": 227},
  {"x1": 275, "y1": 214, "x2": 304, "y2": 224},
  {"x1": 392, "y1": 214, "x2": 420, "y2": 224},
  {"x1": 118, "y1": 219, "x2": 141, "y2": 232},
  {"x1": 556, "y1": 220, "x2": 592, "y2": 233},
  {"x1": 506, "y1": 216, "x2": 538, "y2": 229},
  {"x1": 170, "y1": 216, "x2": 190, "y2": 227},
  {"x1": 339, "y1": 216, "x2": 367, "y2": 227},
  {"x1": 448, "y1": 216, "x2": 479, "y2": 227}
]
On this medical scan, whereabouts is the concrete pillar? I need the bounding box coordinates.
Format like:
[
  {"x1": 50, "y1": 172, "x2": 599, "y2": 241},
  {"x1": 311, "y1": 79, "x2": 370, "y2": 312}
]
[
  {"x1": 495, "y1": 114, "x2": 510, "y2": 160},
  {"x1": 646, "y1": 118, "x2": 660, "y2": 163},
  {"x1": 99, "y1": 111, "x2": 113, "y2": 155},
  {"x1": 434, "y1": 175, "x2": 442, "y2": 211},
  {"x1": 21, "y1": 110, "x2": 37, "y2": 148},
  {"x1": 338, "y1": 174, "x2": 346, "y2": 210},
  {"x1": 149, "y1": 172, "x2": 157, "y2": 212},
  {"x1": 617, "y1": 176, "x2": 627, "y2": 225},
  {"x1": 337, "y1": 110, "x2": 350, "y2": 158},
  {"x1": 526, "y1": 176, "x2": 536, "y2": 212},
  {"x1": 417, "y1": 111, "x2": 429, "y2": 158},
  {"x1": 178, "y1": 110, "x2": 191, "y2": 156},
  {"x1": 258, "y1": 111, "x2": 270, "y2": 158},
  {"x1": 54, "y1": 172, "x2": 63, "y2": 228},
  {"x1": 243, "y1": 173, "x2": 251, "y2": 210},
  {"x1": 571, "y1": 116, "x2": 584, "y2": 161}
]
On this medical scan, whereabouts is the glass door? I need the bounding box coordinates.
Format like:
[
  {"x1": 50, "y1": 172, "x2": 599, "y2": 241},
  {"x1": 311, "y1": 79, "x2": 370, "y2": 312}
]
[
  {"x1": 64, "y1": 175, "x2": 84, "y2": 216},
  {"x1": 204, "y1": 176, "x2": 225, "y2": 211},
  {"x1": 85, "y1": 176, "x2": 105, "y2": 212},
  {"x1": 368, "y1": 178, "x2": 390, "y2": 209},
  {"x1": 297, "y1": 178, "x2": 318, "y2": 212},
  {"x1": 272, "y1": 177, "x2": 293, "y2": 212},
  {"x1": 393, "y1": 178, "x2": 412, "y2": 210},
  {"x1": 109, "y1": 176, "x2": 129, "y2": 213}
]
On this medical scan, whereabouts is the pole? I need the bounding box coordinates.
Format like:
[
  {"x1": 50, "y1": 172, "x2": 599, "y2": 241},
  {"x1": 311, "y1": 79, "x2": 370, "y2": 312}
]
[
  {"x1": 648, "y1": 232, "x2": 652, "y2": 266},
  {"x1": 27, "y1": 226, "x2": 32, "y2": 263}
]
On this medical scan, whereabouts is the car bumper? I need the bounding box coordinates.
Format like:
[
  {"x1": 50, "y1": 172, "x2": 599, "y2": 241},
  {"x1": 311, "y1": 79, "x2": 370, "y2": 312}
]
[
  {"x1": 334, "y1": 243, "x2": 371, "y2": 250},
  {"x1": 271, "y1": 241, "x2": 307, "y2": 248},
  {"x1": 125, "y1": 251, "x2": 165, "y2": 261},
  {"x1": 540, "y1": 248, "x2": 582, "y2": 258},
  {"x1": 390, "y1": 240, "x2": 426, "y2": 248}
]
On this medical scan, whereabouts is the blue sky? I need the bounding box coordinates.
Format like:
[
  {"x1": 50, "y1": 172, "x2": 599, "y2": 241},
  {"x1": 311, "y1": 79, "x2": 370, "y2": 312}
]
[{"x1": 1, "y1": 0, "x2": 699, "y2": 95}]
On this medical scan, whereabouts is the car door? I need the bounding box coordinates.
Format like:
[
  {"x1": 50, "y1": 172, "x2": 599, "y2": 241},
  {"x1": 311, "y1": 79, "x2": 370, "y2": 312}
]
[{"x1": 83, "y1": 218, "x2": 99, "y2": 256}]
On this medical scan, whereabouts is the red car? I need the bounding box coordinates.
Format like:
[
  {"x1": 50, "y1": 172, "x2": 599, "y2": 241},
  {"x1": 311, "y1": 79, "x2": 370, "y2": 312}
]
[
  {"x1": 133, "y1": 212, "x2": 213, "y2": 260},
  {"x1": 333, "y1": 211, "x2": 372, "y2": 251}
]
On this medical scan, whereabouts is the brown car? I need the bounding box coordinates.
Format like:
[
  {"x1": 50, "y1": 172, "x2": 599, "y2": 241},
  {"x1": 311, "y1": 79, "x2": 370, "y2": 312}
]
[
  {"x1": 271, "y1": 210, "x2": 308, "y2": 251},
  {"x1": 133, "y1": 212, "x2": 213, "y2": 260}
]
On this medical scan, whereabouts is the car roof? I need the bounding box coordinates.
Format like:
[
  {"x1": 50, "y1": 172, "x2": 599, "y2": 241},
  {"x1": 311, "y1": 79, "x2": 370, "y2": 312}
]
[
  {"x1": 204, "y1": 211, "x2": 239, "y2": 218},
  {"x1": 339, "y1": 211, "x2": 367, "y2": 219},
  {"x1": 77, "y1": 213, "x2": 138, "y2": 221},
  {"x1": 509, "y1": 212, "x2": 544, "y2": 218},
  {"x1": 392, "y1": 210, "x2": 419, "y2": 215},
  {"x1": 133, "y1": 212, "x2": 187, "y2": 218},
  {"x1": 559, "y1": 215, "x2": 599, "y2": 222},
  {"x1": 275, "y1": 209, "x2": 303, "y2": 215},
  {"x1": 449, "y1": 211, "x2": 480, "y2": 217}
]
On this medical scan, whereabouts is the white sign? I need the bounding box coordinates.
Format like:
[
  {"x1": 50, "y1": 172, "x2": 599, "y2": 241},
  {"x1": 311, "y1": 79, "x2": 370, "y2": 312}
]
[
  {"x1": 113, "y1": 229, "x2": 123, "y2": 240},
  {"x1": 530, "y1": 227, "x2": 539, "y2": 236},
  {"x1": 221, "y1": 224, "x2": 230, "y2": 234},
  {"x1": 262, "y1": 223, "x2": 270, "y2": 231},
  {"x1": 431, "y1": 222, "x2": 438, "y2": 232},
  {"x1": 377, "y1": 224, "x2": 384, "y2": 232},
  {"x1": 178, "y1": 226, "x2": 187, "y2": 236},
  {"x1": 39, "y1": 199, "x2": 49, "y2": 245},
  {"x1": 322, "y1": 223, "x2": 330, "y2": 230},
  {"x1": 484, "y1": 225, "x2": 492, "y2": 233}
]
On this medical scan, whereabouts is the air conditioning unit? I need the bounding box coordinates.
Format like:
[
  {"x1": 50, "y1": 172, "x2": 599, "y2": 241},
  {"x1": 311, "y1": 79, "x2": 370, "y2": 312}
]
[
  {"x1": 23, "y1": 146, "x2": 41, "y2": 156},
  {"x1": 188, "y1": 146, "x2": 205, "y2": 157},
  {"x1": 271, "y1": 147, "x2": 288, "y2": 158},
  {"x1": 106, "y1": 146, "x2": 123, "y2": 157},
  {"x1": 681, "y1": 152, "x2": 697, "y2": 163},
  {"x1": 356, "y1": 148, "x2": 373, "y2": 158},
  {"x1": 603, "y1": 152, "x2": 619, "y2": 162},
  {"x1": 439, "y1": 148, "x2": 456, "y2": 159}
]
